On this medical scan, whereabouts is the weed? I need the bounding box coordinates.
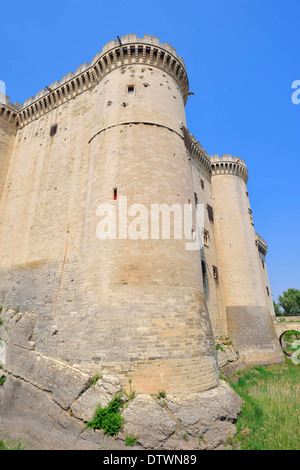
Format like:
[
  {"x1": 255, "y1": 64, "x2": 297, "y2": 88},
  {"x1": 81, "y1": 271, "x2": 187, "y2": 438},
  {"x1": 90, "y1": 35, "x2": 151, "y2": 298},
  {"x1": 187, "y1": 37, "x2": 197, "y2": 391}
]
[
  {"x1": 0, "y1": 376, "x2": 6, "y2": 386},
  {"x1": 85, "y1": 394, "x2": 124, "y2": 436},
  {"x1": 125, "y1": 434, "x2": 139, "y2": 446},
  {"x1": 0, "y1": 440, "x2": 23, "y2": 450},
  {"x1": 123, "y1": 378, "x2": 136, "y2": 401},
  {"x1": 157, "y1": 391, "x2": 166, "y2": 399}
]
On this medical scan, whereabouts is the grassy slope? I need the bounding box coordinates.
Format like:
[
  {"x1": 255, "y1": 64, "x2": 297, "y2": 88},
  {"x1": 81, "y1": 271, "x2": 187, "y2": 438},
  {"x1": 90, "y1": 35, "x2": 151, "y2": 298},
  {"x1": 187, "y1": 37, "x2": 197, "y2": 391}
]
[{"x1": 228, "y1": 360, "x2": 300, "y2": 450}]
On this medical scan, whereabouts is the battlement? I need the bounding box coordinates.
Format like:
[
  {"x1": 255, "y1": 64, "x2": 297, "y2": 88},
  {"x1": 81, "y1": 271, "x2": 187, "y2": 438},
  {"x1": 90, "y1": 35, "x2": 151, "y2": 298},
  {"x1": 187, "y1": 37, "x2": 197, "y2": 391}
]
[
  {"x1": 0, "y1": 93, "x2": 21, "y2": 128},
  {"x1": 14, "y1": 34, "x2": 189, "y2": 129},
  {"x1": 189, "y1": 133, "x2": 211, "y2": 176},
  {"x1": 210, "y1": 154, "x2": 248, "y2": 183}
]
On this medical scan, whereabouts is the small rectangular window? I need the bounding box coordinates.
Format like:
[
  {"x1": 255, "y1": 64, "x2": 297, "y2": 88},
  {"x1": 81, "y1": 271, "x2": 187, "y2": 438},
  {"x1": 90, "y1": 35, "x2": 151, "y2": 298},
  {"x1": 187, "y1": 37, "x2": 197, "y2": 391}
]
[
  {"x1": 203, "y1": 229, "x2": 209, "y2": 246},
  {"x1": 50, "y1": 124, "x2": 58, "y2": 136},
  {"x1": 207, "y1": 204, "x2": 214, "y2": 223},
  {"x1": 201, "y1": 179, "x2": 204, "y2": 189},
  {"x1": 213, "y1": 265, "x2": 219, "y2": 281},
  {"x1": 194, "y1": 192, "x2": 198, "y2": 204},
  {"x1": 266, "y1": 286, "x2": 270, "y2": 296},
  {"x1": 201, "y1": 260, "x2": 207, "y2": 277},
  {"x1": 114, "y1": 188, "x2": 118, "y2": 200},
  {"x1": 127, "y1": 85, "x2": 135, "y2": 94}
]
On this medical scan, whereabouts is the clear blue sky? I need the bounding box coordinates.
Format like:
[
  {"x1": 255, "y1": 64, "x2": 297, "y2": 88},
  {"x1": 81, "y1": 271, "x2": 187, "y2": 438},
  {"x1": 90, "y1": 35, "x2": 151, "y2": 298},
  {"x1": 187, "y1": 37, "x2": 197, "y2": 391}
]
[{"x1": 1, "y1": 0, "x2": 299, "y2": 302}]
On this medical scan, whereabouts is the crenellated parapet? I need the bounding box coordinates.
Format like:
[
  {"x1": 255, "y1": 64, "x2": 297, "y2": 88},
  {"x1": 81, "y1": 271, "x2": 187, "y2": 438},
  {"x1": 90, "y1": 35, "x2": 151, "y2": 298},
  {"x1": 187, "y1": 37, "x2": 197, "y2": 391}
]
[
  {"x1": 209, "y1": 154, "x2": 248, "y2": 184},
  {"x1": 188, "y1": 133, "x2": 212, "y2": 176},
  {"x1": 0, "y1": 93, "x2": 22, "y2": 130},
  {"x1": 15, "y1": 34, "x2": 189, "y2": 129}
]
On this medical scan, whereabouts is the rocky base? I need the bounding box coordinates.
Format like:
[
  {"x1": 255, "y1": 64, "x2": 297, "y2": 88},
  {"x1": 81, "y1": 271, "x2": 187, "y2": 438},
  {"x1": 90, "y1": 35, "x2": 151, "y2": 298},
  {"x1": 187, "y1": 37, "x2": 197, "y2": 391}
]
[{"x1": 0, "y1": 311, "x2": 243, "y2": 450}]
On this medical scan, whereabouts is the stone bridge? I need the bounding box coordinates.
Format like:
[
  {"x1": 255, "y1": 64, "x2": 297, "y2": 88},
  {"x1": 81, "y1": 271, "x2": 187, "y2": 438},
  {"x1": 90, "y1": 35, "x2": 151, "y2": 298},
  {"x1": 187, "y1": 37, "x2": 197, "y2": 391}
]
[{"x1": 273, "y1": 317, "x2": 300, "y2": 342}]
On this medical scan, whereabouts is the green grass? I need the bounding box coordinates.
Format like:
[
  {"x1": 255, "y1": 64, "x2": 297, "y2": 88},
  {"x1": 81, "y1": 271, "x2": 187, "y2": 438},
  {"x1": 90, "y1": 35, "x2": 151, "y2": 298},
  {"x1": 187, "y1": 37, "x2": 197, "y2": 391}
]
[
  {"x1": 0, "y1": 440, "x2": 23, "y2": 450},
  {"x1": 229, "y1": 360, "x2": 300, "y2": 450}
]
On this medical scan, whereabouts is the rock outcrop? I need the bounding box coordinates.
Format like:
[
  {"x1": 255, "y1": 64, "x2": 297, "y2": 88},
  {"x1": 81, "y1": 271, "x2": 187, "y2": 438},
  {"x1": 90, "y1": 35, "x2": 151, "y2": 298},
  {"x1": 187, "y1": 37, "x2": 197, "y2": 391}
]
[{"x1": 0, "y1": 310, "x2": 243, "y2": 450}]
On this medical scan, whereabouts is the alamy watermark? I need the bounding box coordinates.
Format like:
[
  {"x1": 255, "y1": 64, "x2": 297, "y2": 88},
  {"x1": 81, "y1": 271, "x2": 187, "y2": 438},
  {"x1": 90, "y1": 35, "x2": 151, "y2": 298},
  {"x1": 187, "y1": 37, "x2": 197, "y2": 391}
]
[
  {"x1": 291, "y1": 340, "x2": 300, "y2": 365},
  {"x1": 291, "y1": 80, "x2": 300, "y2": 104},
  {"x1": 96, "y1": 196, "x2": 205, "y2": 251}
]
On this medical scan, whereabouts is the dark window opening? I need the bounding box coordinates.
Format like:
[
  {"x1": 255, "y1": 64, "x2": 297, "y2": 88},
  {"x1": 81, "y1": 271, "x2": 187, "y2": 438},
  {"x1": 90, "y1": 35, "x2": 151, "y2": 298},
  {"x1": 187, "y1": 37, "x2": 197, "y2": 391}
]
[
  {"x1": 194, "y1": 192, "x2": 198, "y2": 204},
  {"x1": 262, "y1": 259, "x2": 265, "y2": 269},
  {"x1": 213, "y1": 265, "x2": 219, "y2": 281},
  {"x1": 203, "y1": 229, "x2": 209, "y2": 246},
  {"x1": 201, "y1": 260, "x2": 207, "y2": 277},
  {"x1": 201, "y1": 179, "x2": 204, "y2": 189},
  {"x1": 207, "y1": 204, "x2": 214, "y2": 223},
  {"x1": 50, "y1": 124, "x2": 58, "y2": 136},
  {"x1": 127, "y1": 85, "x2": 134, "y2": 94},
  {"x1": 266, "y1": 286, "x2": 270, "y2": 296},
  {"x1": 114, "y1": 188, "x2": 118, "y2": 200}
]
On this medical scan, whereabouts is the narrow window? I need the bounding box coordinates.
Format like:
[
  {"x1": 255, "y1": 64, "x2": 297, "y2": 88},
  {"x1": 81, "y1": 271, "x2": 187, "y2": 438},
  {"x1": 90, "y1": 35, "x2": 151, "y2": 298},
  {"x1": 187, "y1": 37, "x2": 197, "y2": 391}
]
[
  {"x1": 127, "y1": 85, "x2": 135, "y2": 94},
  {"x1": 207, "y1": 204, "x2": 214, "y2": 223},
  {"x1": 201, "y1": 179, "x2": 204, "y2": 189},
  {"x1": 266, "y1": 286, "x2": 270, "y2": 296},
  {"x1": 213, "y1": 265, "x2": 219, "y2": 281},
  {"x1": 262, "y1": 259, "x2": 265, "y2": 269},
  {"x1": 50, "y1": 124, "x2": 58, "y2": 136},
  {"x1": 203, "y1": 229, "x2": 209, "y2": 246},
  {"x1": 194, "y1": 192, "x2": 198, "y2": 204},
  {"x1": 113, "y1": 188, "x2": 118, "y2": 200}
]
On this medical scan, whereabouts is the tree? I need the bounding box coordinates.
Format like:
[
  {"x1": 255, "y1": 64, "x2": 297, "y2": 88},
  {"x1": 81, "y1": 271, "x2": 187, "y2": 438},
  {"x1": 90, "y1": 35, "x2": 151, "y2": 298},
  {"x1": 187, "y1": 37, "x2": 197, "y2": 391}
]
[
  {"x1": 276, "y1": 288, "x2": 300, "y2": 316},
  {"x1": 273, "y1": 301, "x2": 282, "y2": 317}
]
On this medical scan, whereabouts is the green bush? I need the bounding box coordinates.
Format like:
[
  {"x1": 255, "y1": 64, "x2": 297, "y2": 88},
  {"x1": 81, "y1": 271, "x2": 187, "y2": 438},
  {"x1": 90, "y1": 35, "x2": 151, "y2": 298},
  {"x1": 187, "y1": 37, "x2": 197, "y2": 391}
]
[{"x1": 85, "y1": 394, "x2": 124, "y2": 436}]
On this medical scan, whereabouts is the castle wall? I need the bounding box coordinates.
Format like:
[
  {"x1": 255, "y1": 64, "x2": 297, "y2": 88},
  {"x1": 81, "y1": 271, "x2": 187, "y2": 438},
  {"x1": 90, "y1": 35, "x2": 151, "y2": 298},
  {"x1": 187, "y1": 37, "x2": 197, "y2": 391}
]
[
  {"x1": 189, "y1": 159, "x2": 227, "y2": 339},
  {"x1": 257, "y1": 243, "x2": 276, "y2": 318},
  {"x1": 0, "y1": 38, "x2": 219, "y2": 394},
  {"x1": 0, "y1": 104, "x2": 17, "y2": 201},
  {"x1": 210, "y1": 157, "x2": 284, "y2": 366}
]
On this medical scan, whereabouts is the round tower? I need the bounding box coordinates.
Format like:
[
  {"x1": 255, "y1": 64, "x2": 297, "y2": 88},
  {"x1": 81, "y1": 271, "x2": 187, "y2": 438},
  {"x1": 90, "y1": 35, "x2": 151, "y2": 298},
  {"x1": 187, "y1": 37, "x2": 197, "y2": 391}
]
[
  {"x1": 210, "y1": 155, "x2": 284, "y2": 366},
  {"x1": 76, "y1": 35, "x2": 219, "y2": 393}
]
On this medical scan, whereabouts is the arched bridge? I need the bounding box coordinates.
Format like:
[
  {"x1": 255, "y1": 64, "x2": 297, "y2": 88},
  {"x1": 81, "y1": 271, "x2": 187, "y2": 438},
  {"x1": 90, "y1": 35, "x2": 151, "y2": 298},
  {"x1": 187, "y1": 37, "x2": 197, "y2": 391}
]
[{"x1": 274, "y1": 317, "x2": 300, "y2": 338}]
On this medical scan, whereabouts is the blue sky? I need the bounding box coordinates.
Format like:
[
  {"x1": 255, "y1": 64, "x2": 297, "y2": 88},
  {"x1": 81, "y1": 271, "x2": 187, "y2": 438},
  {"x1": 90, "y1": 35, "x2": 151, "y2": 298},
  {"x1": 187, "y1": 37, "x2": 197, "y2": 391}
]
[{"x1": 0, "y1": 0, "x2": 299, "y2": 302}]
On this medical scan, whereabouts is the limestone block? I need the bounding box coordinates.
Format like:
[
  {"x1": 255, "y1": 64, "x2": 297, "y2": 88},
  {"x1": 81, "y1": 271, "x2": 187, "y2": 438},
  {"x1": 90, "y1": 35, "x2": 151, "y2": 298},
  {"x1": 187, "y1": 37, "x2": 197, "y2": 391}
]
[
  {"x1": 71, "y1": 374, "x2": 123, "y2": 422},
  {"x1": 0, "y1": 375, "x2": 91, "y2": 450},
  {"x1": 165, "y1": 381, "x2": 242, "y2": 427},
  {"x1": 199, "y1": 420, "x2": 237, "y2": 450},
  {"x1": 5, "y1": 343, "x2": 91, "y2": 409},
  {"x1": 9, "y1": 311, "x2": 37, "y2": 349},
  {"x1": 121, "y1": 394, "x2": 176, "y2": 449}
]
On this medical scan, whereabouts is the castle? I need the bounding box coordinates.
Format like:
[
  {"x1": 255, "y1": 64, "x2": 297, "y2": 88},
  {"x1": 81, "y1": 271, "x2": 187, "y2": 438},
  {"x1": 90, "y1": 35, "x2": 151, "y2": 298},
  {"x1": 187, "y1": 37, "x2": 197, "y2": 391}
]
[{"x1": 0, "y1": 34, "x2": 284, "y2": 395}]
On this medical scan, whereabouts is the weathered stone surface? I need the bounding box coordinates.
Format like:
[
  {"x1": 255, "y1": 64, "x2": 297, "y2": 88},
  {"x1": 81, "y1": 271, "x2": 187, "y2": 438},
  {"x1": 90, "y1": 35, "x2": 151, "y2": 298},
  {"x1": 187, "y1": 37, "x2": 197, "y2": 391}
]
[
  {"x1": 165, "y1": 381, "x2": 242, "y2": 427},
  {"x1": 71, "y1": 374, "x2": 123, "y2": 422},
  {"x1": 5, "y1": 343, "x2": 91, "y2": 409},
  {"x1": 199, "y1": 421, "x2": 237, "y2": 450},
  {"x1": 0, "y1": 375, "x2": 92, "y2": 450},
  {"x1": 120, "y1": 394, "x2": 176, "y2": 449},
  {"x1": 9, "y1": 311, "x2": 38, "y2": 350},
  {"x1": 216, "y1": 344, "x2": 239, "y2": 367}
]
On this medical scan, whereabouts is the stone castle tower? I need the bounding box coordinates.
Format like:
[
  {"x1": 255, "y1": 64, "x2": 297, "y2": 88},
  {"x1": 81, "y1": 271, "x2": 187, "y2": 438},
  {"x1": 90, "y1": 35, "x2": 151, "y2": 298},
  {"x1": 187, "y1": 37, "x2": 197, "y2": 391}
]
[{"x1": 0, "y1": 34, "x2": 284, "y2": 395}]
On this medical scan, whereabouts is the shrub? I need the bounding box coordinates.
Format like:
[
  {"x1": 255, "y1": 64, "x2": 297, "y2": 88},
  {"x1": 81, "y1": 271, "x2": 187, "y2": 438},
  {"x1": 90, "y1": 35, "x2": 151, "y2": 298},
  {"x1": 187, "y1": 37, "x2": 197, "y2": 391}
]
[{"x1": 85, "y1": 394, "x2": 124, "y2": 436}]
